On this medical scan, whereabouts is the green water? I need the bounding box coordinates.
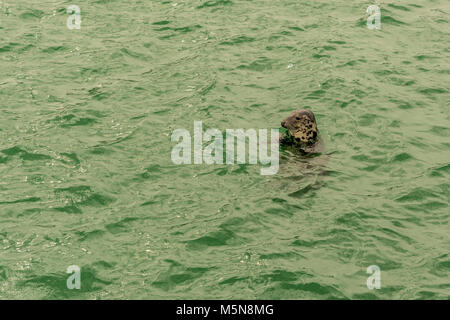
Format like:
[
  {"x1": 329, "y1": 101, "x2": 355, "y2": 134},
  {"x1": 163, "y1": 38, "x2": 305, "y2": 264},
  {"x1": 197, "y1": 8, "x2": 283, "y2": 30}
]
[{"x1": 0, "y1": 0, "x2": 449, "y2": 299}]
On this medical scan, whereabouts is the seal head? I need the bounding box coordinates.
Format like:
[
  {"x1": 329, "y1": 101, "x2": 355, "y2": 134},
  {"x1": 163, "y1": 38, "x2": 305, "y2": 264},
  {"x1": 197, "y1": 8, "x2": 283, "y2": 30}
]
[{"x1": 281, "y1": 109, "x2": 320, "y2": 152}]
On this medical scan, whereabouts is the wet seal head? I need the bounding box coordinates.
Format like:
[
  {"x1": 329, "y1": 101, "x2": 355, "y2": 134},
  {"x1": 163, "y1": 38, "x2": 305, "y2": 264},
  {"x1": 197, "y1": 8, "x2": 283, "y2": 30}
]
[{"x1": 281, "y1": 109, "x2": 319, "y2": 151}]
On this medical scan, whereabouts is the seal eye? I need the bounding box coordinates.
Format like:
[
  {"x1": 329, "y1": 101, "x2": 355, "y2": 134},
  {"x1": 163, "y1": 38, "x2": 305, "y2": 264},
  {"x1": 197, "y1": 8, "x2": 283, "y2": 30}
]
[{"x1": 296, "y1": 117, "x2": 300, "y2": 120}]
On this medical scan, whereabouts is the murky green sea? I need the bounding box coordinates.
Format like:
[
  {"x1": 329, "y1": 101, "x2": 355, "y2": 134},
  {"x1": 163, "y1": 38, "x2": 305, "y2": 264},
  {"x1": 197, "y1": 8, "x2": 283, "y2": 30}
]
[{"x1": 0, "y1": 0, "x2": 449, "y2": 299}]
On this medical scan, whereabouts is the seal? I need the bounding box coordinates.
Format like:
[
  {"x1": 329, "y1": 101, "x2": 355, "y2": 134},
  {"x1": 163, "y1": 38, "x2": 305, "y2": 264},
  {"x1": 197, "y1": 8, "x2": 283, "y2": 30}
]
[
  {"x1": 274, "y1": 109, "x2": 328, "y2": 197},
  {"x1": 280, "y1": 109, "x2": 322, "y2": 154}
]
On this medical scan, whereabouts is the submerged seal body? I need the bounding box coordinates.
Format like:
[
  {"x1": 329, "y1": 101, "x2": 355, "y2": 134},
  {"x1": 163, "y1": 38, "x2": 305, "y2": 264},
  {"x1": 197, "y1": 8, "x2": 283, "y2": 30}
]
[
  {"x1": 275, "y1": 109, "x2": 329, "y2": 196},
  {"x1": 280, "y1": 109, "x2": 323, "y2": 153}
]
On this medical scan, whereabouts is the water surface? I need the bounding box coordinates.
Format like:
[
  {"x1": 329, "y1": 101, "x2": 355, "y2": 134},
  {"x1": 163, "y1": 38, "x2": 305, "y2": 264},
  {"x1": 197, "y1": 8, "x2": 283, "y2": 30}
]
[{"x1": 0, "y1": 0, "x2": 449, "y2": 299}]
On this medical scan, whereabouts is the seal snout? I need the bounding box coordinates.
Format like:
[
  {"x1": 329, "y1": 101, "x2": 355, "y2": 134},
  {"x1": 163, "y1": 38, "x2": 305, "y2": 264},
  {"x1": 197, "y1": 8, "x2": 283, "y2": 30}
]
[{"x1": 281, "y1": 120, "x2": 286, "y2": 128}]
